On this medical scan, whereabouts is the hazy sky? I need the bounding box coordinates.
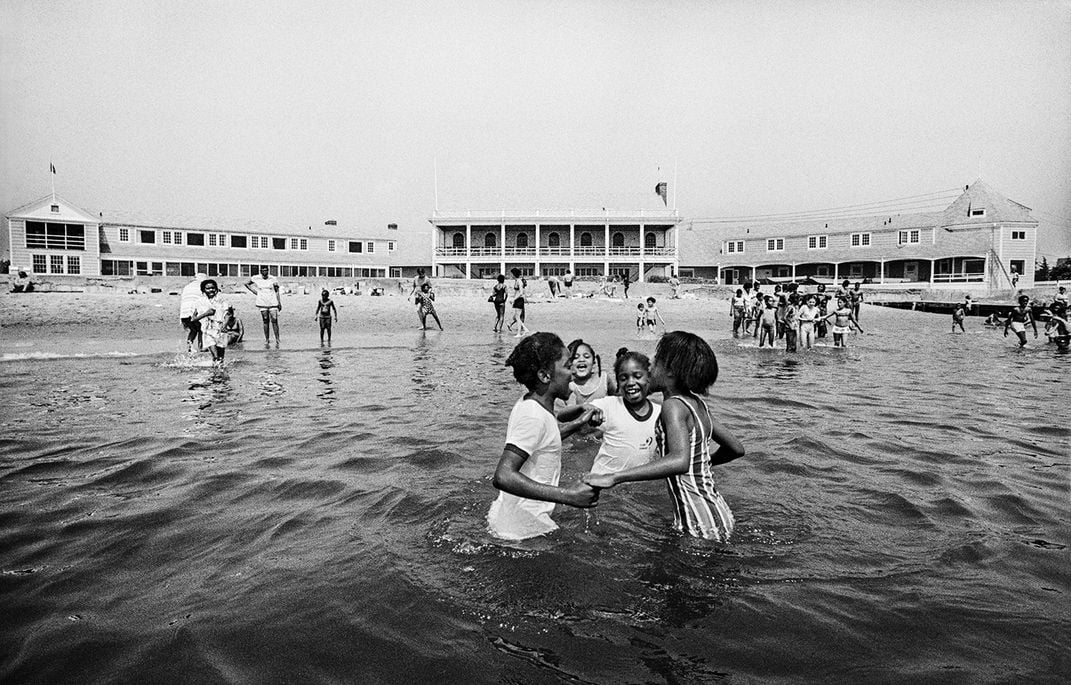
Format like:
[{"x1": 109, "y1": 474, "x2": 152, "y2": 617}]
[{"x1": 3, "y1": 0, "x2": 1069, "y2": 261}]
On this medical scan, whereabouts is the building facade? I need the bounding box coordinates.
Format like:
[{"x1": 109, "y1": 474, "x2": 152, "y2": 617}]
[
  {"x1": 429, "y1": 209, "x2": 681, "y2": 282},
  {"x1": 5, "y1": 196, "x2": 401, "y2": 280},
  {"x1": 678, "y1": 180, "x2": 1038, "y2": 291}
]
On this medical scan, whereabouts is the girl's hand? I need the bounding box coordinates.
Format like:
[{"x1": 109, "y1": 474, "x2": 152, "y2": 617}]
[
  {"x1": 561, "y1": 482, "x2": 599, "y2": 508},
  {"x1": 583, "y1": 406, "x2": 604, "y2": 427},
  {"x1": 583, "y1": 472, "x2": 616, "y2": 489}
]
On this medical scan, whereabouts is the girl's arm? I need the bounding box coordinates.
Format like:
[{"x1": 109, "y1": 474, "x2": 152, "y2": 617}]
[
  {"x1": 331, "y1": 302, "x2": 338, "y2": 319},
  {"x1": 559, "y1": 404, "x2": 601, "y2": 439},
  {"x1": 1029, "y1": 312, "x2": 1038, "y2": 336},
  {"x1": 492, "y1": 448, "x2": 598, "y2": 507},
  {"x1": 708, "y1": 413, "x2": 746, "y2": 466},
  {"x1": 585, "y1": 399, "x2": 693, "y2": 488},
  {"x1": 849, "y1": 312, "x2": 864, "y2": 333}
]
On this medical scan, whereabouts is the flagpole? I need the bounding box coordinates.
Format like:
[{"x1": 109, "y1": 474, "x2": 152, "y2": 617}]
[{"x1": 50, "y1": 160, "x2": 55, "y2": 203}]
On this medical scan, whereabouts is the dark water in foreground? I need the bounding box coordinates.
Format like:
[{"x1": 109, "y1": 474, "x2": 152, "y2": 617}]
[{"x1": 1, "y1": 302, "x2": 1068, "y2": 683}]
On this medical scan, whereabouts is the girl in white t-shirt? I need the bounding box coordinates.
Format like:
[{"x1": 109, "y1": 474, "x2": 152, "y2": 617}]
[
  {"x1": 586, "y1": 348, "x2": 661, "y2": 474},
  {"x1": 487, "y1": 332, "x2": 600, "y2": 540},
  {"x1": 565, "y1": 339, "x2": 615, "y2": 405}
]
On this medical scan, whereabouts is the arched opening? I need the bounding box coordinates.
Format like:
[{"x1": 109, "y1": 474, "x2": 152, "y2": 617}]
[
  {"x1": 645, "y1": 232, "x2": 657, "y2": 249},
  {"x1": 452, "y1": 232, "x2": 465, "y2": 248},
  {"x1": 580, "y1": 232, "x2": 593, "y2": 247},
  {"x1": 484, "y1": 232, "x2": 497, "y2": 248},
  {"x1": 548, "y1": 232, "x2": 560, "y2": 247},
  {"x1": 516, "y1": 233, "x2": 529, "y2": 248},
  {"x1": 612, "y1": 232, "x2": 625, "y2": 248}
]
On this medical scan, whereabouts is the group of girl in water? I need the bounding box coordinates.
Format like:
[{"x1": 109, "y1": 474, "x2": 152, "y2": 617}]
[
  {"x1": 487, "y1": 331, "x2": 745, "y2": 542},
  {"x1": 730, "y1": 281, "x2": 863, "y2": 350}
]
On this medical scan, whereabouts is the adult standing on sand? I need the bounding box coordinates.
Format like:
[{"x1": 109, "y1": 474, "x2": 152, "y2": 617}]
[
  {"x1": 408, "y1": 268, "x2": 432, "y2": 327},
  {"x1": 245, "y1": 266, "x2": 282, "y2": 345},
  {"x1": 180, "y1": 272, "x2": 207, "y2": 351}
]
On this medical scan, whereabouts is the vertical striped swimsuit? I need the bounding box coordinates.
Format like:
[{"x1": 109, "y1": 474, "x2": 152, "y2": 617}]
[{"x1": 656, "y1": 394, "x2": 735, "y2": 541}]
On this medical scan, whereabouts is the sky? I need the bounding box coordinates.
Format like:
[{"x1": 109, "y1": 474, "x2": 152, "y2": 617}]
[{"x1": 2, "y1": 0, "x2": 1069, "y2": 262}]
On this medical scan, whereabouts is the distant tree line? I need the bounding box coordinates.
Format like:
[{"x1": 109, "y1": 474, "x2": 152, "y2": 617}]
[{"x1": 1035, "y1": 256, "x2": 1071, "y2": 281}]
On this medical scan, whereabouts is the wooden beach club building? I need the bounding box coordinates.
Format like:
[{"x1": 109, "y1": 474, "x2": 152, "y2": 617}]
[
  {"x1": 677, "y1": 180, "x2": 1039, "y2": 292},
  {"x1": 428, "y1": 208, "x2": 682, "y2": 282}
]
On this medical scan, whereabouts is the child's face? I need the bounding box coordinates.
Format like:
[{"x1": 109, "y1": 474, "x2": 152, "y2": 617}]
[
  {"x1": 616, "y1": 359, "x2": 650, "y2": 405},
  {"x1": 571, "y1": 345, "x2": 595, "y2": 380},
  {"x1": 549, "y1": 347, "x2": 574, "y2": 400},
  {"x1": 807, "y1": 297, "x2": 816, "y2": 306},
  {"x1": 203, "y1": 283, "x2": 218, "y2": 298},
  {"x1": 765, "y1": 297, "x2": 775, "y2": 307},
  {"x1": 646, "y1": 299, "x2": 655, "y2": 307}
]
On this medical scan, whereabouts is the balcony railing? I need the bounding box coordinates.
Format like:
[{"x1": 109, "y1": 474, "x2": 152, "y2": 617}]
[
  {"x1": 434, "y1": 246, "x2": 678, "y2": 258},
  {"x1": 431, "y1": 208, "x2": 680, "y2": 220}
]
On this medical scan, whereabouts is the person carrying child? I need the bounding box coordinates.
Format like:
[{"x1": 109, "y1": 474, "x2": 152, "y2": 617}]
[
  {"x1": 314, "y1": 289, "x2": 339, "y2": 344},
  {"x1": 487, "y1": 332, "x2": 600, "y2": 540},
  {"x1": 644, "y1": 296, "x2": 666, "y2": 332},
  {"x1": 415, "y1": 282, "x2": 443, "y2": 331},
  {"x1": 584, "y1": 331, "x2": 745, "y2": 541}
]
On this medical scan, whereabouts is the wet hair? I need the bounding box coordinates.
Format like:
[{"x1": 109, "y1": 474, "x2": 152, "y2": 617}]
[
  {"x1": 497, "y1": 274, "x2": 505, "y2": 283},
  {"x1": 789, "y1": 293, "x2": 800, "y2": 305},
  {"x1": 510, "y1": 268, "x2": 521, "y2": 278},
  {"x1": 654, "y1": 331, "x2": 719, "y2": 394},
  {"x1": 735, "y1": 288, "x2": 743, "y2": 296},
  {"x1": 506, "y1": 332, "x2": 565, "y2": 390},
  {"x1": 614, "y1": 347, "x2": 650, "y2": 378},
  {"x1": 200, "y1": 279, "x2": 218, "y2": 293},
  {"x1": 637, "y1": 302, "x2": 646, "y2": 310},
  {"x1": 567, "y1": 338, "x2": 602, "y2": 377},
  {"x1": 646, "y1": 297, "x2": 656, "y2": 304},
  {"x1": 1018, "y1": 295, "x2": 1030, "y2": 305}
]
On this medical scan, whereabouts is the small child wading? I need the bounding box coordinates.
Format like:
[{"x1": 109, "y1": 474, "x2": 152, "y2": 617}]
[{"x1": 314, "y1": 289, "x2": 338, "y2": 344}]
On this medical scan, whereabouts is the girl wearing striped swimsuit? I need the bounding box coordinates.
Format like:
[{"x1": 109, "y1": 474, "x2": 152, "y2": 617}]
[{"x1": 584, "y1": 331, "x2": 745, "y2": 541}]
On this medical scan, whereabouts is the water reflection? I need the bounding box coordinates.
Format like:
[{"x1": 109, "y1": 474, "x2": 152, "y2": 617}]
[
  {"x1": 316, "y1": 348, "x2": 336, "y2": 403},
  {"x1": 258, "y1": 351, "x2": 288, "y2": 399},
  {"x1": 411, "y1": 331, "x2": 439, "y2": 398},
  {"x1": 185, "y1": 367, "x2": 235, "y2": 428}
]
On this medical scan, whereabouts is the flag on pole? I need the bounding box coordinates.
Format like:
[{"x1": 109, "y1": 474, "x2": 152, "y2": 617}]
[
  {"x1": 50, "y1": 163, "x2": 56, "y2": 174},
  {"x1": 655, "y1": 182, "x2": 668, "y2": 206}
]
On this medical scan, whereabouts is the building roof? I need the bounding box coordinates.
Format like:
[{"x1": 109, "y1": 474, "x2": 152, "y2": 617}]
[
  {"x1": 940, "y1": 178, "x2": 1037, "y2": 227},
  {"x1": 6, "y1": 194, "x2": 100, "y2": 224},
  {"x1": 98, "y1": 208, "x2": 391, "y2": 241}
]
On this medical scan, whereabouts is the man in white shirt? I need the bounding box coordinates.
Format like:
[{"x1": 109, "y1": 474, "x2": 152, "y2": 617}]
[
  {"x1": 180, "y1": 273, "x2": 207, "y2": 351},
  {"x1": 244, "y1": 266, "x2": 282, "y2": 345}
]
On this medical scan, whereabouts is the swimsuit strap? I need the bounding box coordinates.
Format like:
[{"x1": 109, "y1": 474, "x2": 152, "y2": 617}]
[{"x1": 671, "y1": 394, "x2": 712, "y2": 441}]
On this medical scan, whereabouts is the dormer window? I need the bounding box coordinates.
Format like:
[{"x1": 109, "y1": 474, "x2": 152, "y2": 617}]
[
  {"x1": 970, "y1": 207, "x2": 986, "y2": 217},
  {"x1": 50, "y1": 204, "x2": 59, "y2": 213}
]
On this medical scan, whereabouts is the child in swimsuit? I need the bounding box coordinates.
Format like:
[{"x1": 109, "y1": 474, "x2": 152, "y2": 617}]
[
  {"x1": 644, "y1": 297, "x2": 665, "y2": 332},
  {"x1": 415, "y1": 283, "x2": 443, "y2": 331},
  {"x1": 564, "y1": 339, "x2": 615, "y2": 405},
  {"x1": 952, "y1": 303, "x2": 966, "y2": 333},
  {"x1": 730, "y1": 289, "x2": 747, "y2": 338},
  {"x1": 584, "y1": 331, "x2": 745, "y2": 541},
  {"x1": 487, "y1": 332, "x2": 599, "y2": 540},
  {"x1": 758, "y1": 296, "x2": 778, "y2": 348},
  {"x1": 798, "y1": 295, "x2": 819, "y2": 349},
  {"x1": 507, "y1": 268, "x2": 530, "y2": 337},
  {"x1": 314, "y1": 289, "x2": 338, "y2": 344},
  {"x1": 1004, "y1": 295, "x2": 1037, "y2": 347},
  {"x1": 636, "y1": 302, "x2": 647, "y2": 334},
  {"x1": 1047, "y1": 301, "x2": 1070, "y2": 351},
  {"x1": 823, "y1": 296, "x2": 864, "y2": 347}
]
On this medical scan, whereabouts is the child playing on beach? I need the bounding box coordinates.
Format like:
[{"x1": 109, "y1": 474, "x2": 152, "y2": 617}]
[
  {"x1": 730, "y1": 289, "x2": 746, "y2": 338},
  {"x1": 951, "y1": 302, "x2": 966, "y2": 333},
  {"x1": 798, "y1": 294, "x2": 819, "y2": 349},
  {"x1": 584, "y1": 348, "x2": 662, "y2": 475},
  {"x1": 487, "y1": 332, "x2": 600, "y2": 540},
  {"x1": 783, "y1": 293, "x2": 799, "y2": 352},
  {"x1": 583, "y1": 331, "x2": 745, "y2": 541},
  {"x1": 1046, "y1": 300, "x2": 1070, "y2": 351},
  {"x1": 565, "y1": 339, "x2": 615, "y2": 405},
  {"x1": 314, "y1": 289, "x2": 338, "y2": 344},
  {"x1": 823, "y1": 296, "x2": 864, "y2": 347},
  {"x1": 415, "y1": 283, "x2": 443, "y2": 331},
  {"x1": 490, "y1": 274, "x2": 508, "y2": 332},
  {"x1": 636, "y1": 302, "x2": 647, "y2": 334},
  {"x1": 758, "y1": 296, "x2": 778, "y2": 348},
  {"x1": 190, "y1": 279, "x2": 234, "y2": 364},
  {"x1": 983, "y1": 313, "x2": 1002, "y2": 327},
  {"x1": 645, "y1": 297, "x2": 666, "y2": 332},
  {"x1": 1003, "y1": 295, "x2": 1037, "y2": 347},
  {"x1": 507, "y1": 268, "x2": 530, "y2": 337}
]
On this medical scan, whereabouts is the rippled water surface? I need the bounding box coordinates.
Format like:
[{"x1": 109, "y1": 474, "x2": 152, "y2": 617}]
[{"x1": 1, "y1": 301, "x2": 1068, "y2": 683}]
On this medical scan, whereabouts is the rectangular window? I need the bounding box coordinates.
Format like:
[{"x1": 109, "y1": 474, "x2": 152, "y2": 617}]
[
  {"x1": 366, "y1": 242, "x2": 375, "y2": 253},
  {"x1": 230, "y1": 234, "x2": 247, "y2": 248},
  {"x1": 290, "y1": 238, "x2": 299, "y2": 250},
  {"x1": 1011, "y1": 230, "x2": 1026, "y2": 240},
  {"x1": 25, "y1": 222, "x2": 86, "y2": 250},
  {"x1": 118, "y1": 227, "x2": 130, "y2": 242},
  {"x1": 209, "y1": 234, "x2": 217, "y2": 246},
  {"x1": 273, "y1": 237, "x2": 287, "y2": 250},
  {"x1": 163, "y1": 231, "x2": 173, "y2": 244},
  {"x1": 139, "y1": 230, "x2": 156, "y2": 244},
  {"x1": 390, "y1": 267, "x2": 402, "y2": 278},
  {"x1": 898, "y1": 230, "x2": 920, "y2": 245},
  {"x1": 388, "y1": 241, "x2": 396, "y2": 252},
  {"x1": 850, "y1": 232, "x2": 871, "y2": 247},
  {"x1": 970, "y1": 208, "x2": 986, "y2": 217},
  {"x1": 349, "y1": 241, "x2": 363, "y2": 253},
  {"x1": 66, "y1": 256, "x2": 81, "y2": 274},
  {"x1": 101, "y1": 259, "x2": 133, "y2": 276},
  {"x1": 174, "y1": 231, "x2": 183, "y2": 245},
  {"x1": 766, "y1": 238, "x2": 784, "y2": 252},
  {"x1": 1010, "y1": 259, "x2": 1025, "y2": 276},
  {"x1": 807, "y1": 235, "x2": 828, "y2": 249},
  {"x1": 726, "y1": 240, "x2": 744, "y2": 254},
  {"x1": 299, "y1": 239, "x2": 307, "y2": 250},
  {"x1": 50, "y1": 255, "x2": 65, "y2": 274},
  {"x1": 328, "y1": 240, "x2": 336, "y2": 252},
  {"x1": 186, "y1": 232, "x2": 205, "y2": 246},
  {"x1": 32, "y1": 254, "x2": 47, "y2": 272}
]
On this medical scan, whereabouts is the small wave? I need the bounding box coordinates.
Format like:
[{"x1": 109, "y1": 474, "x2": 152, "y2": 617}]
[{"x1": 0, "y1": 350, "x2": 141, "y2": 362}]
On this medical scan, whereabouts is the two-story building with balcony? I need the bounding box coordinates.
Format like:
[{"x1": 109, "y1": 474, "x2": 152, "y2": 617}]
[
  {"x1": 428, "y1": 208, "x2": 681, "y2": 282},
  {"x1": 678, "y1": 180, "x2": 1038, "y2": 291}
]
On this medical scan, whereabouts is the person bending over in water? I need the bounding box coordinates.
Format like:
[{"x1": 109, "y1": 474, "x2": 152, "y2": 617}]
[
  {"x1": 487, "y1": 332, "x2": 600, "y2": 540},
  {"x1": 314, "y1": 289, "x2": 338, "y2": 344},
  {"x1": 1003, "y1": 295, "x2": 1037, "y2": 347},
  {"x1": 584, "y1": 331, "x2": 745, "y2": 541},
  {"x1": 823, "y1": 296, "x2": 864, "y2": 347},
  {"x1": 415, "y1": 283, "x2": 443, "y2": 331}
]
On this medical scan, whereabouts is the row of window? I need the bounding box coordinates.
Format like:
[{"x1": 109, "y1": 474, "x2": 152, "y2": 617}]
[
  {"x1": 26, "y1": 222, "x2": 86, "y2": 251},
  {"x1": 31, "y1": 254, "x2": 82, "y2": 274},
  {"x1": 100, "y1": 260, "x2": 388, "y2": 279},
  {"x1": 116, "y1": 227, "x2": 395, "y2": 253},
  {"x1": 728, "y1": 232, "x2": 882, "y2": 254},
  {"x1": 451, "y1": 231, "x2": 664, "y2": 249}
]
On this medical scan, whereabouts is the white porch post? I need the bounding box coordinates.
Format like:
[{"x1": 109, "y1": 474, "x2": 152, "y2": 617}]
[
  {"x1": 879, "y1": 259, "x2": 885, "y2": 284},
  {"x1": 500, "y1": 223, "x2": 506, "y2": 275},
  {"x1": 833, "y1": 263, "x2": 839, "y2": 283},
  {"x1": 604, "y1": 221, "x2": 610, "y2": 277},
  {"x1": 465, "y1": 224, "x2": 471, "y2": 279},
  {"x1": 430, "y1": 224, "x2": 438, "y2": 277},
  {"x1": 534, "y1": 224, "x2": 541, "y2": 277},
  {"x1": 930, "y1": 259, "x2": 935, "y2": 285}
]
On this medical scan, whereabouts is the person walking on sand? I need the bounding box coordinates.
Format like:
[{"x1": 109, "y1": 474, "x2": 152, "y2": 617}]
[
  {"x1": 621, "y1": 270, "x2": 631, "y2": 299},
  {"x1": 180, "y1": 272, "x2": 207, "y2": 351},
  {"x1": 507, "y1": 268, "x2": 530, "y2": 337},
  {"x1": 245, "y1": 266, "x2": 282, "y2": 345}
]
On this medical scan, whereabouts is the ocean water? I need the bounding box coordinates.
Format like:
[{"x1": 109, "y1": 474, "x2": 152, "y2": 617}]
[{"x1": 1, "y1": 300, "x2": 1068, "y2": 683}]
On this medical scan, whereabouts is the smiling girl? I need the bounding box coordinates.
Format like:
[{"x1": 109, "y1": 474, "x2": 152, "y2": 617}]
[
  {"x1": 564, "y1": 339, "x2": 615, "y2": 405},
  {"x1": 585, "y1": 348, "x2": 661, "y2": 475}
]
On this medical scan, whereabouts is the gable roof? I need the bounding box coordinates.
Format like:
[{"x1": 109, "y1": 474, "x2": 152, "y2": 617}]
[
  {"x1": 5, "y1": 195, "x2": 100, "y2": 224},
  {"x1": 940, "y1": 179, "x2": 1037, "y2": 227}
]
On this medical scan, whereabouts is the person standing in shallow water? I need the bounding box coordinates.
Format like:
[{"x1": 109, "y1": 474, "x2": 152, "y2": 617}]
[
  {"x1": 191, "y1": 279, "x2": 234, "y2": 364},
  {"x1": 408, "y1": 268, "x2": 432, "y2": 328},
  {"x1": 314, "y1": 289, "x2": 338, "y2": 344},
  {"x1": 245, "y1": 266, "x2": 281, "y2": 345},
  {"x1": 491, "y1": 274, "x2": 508, "y2": 332},
  {"x1": 1004, "y1": 294, "x2": 1037, "y2": 347}
]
